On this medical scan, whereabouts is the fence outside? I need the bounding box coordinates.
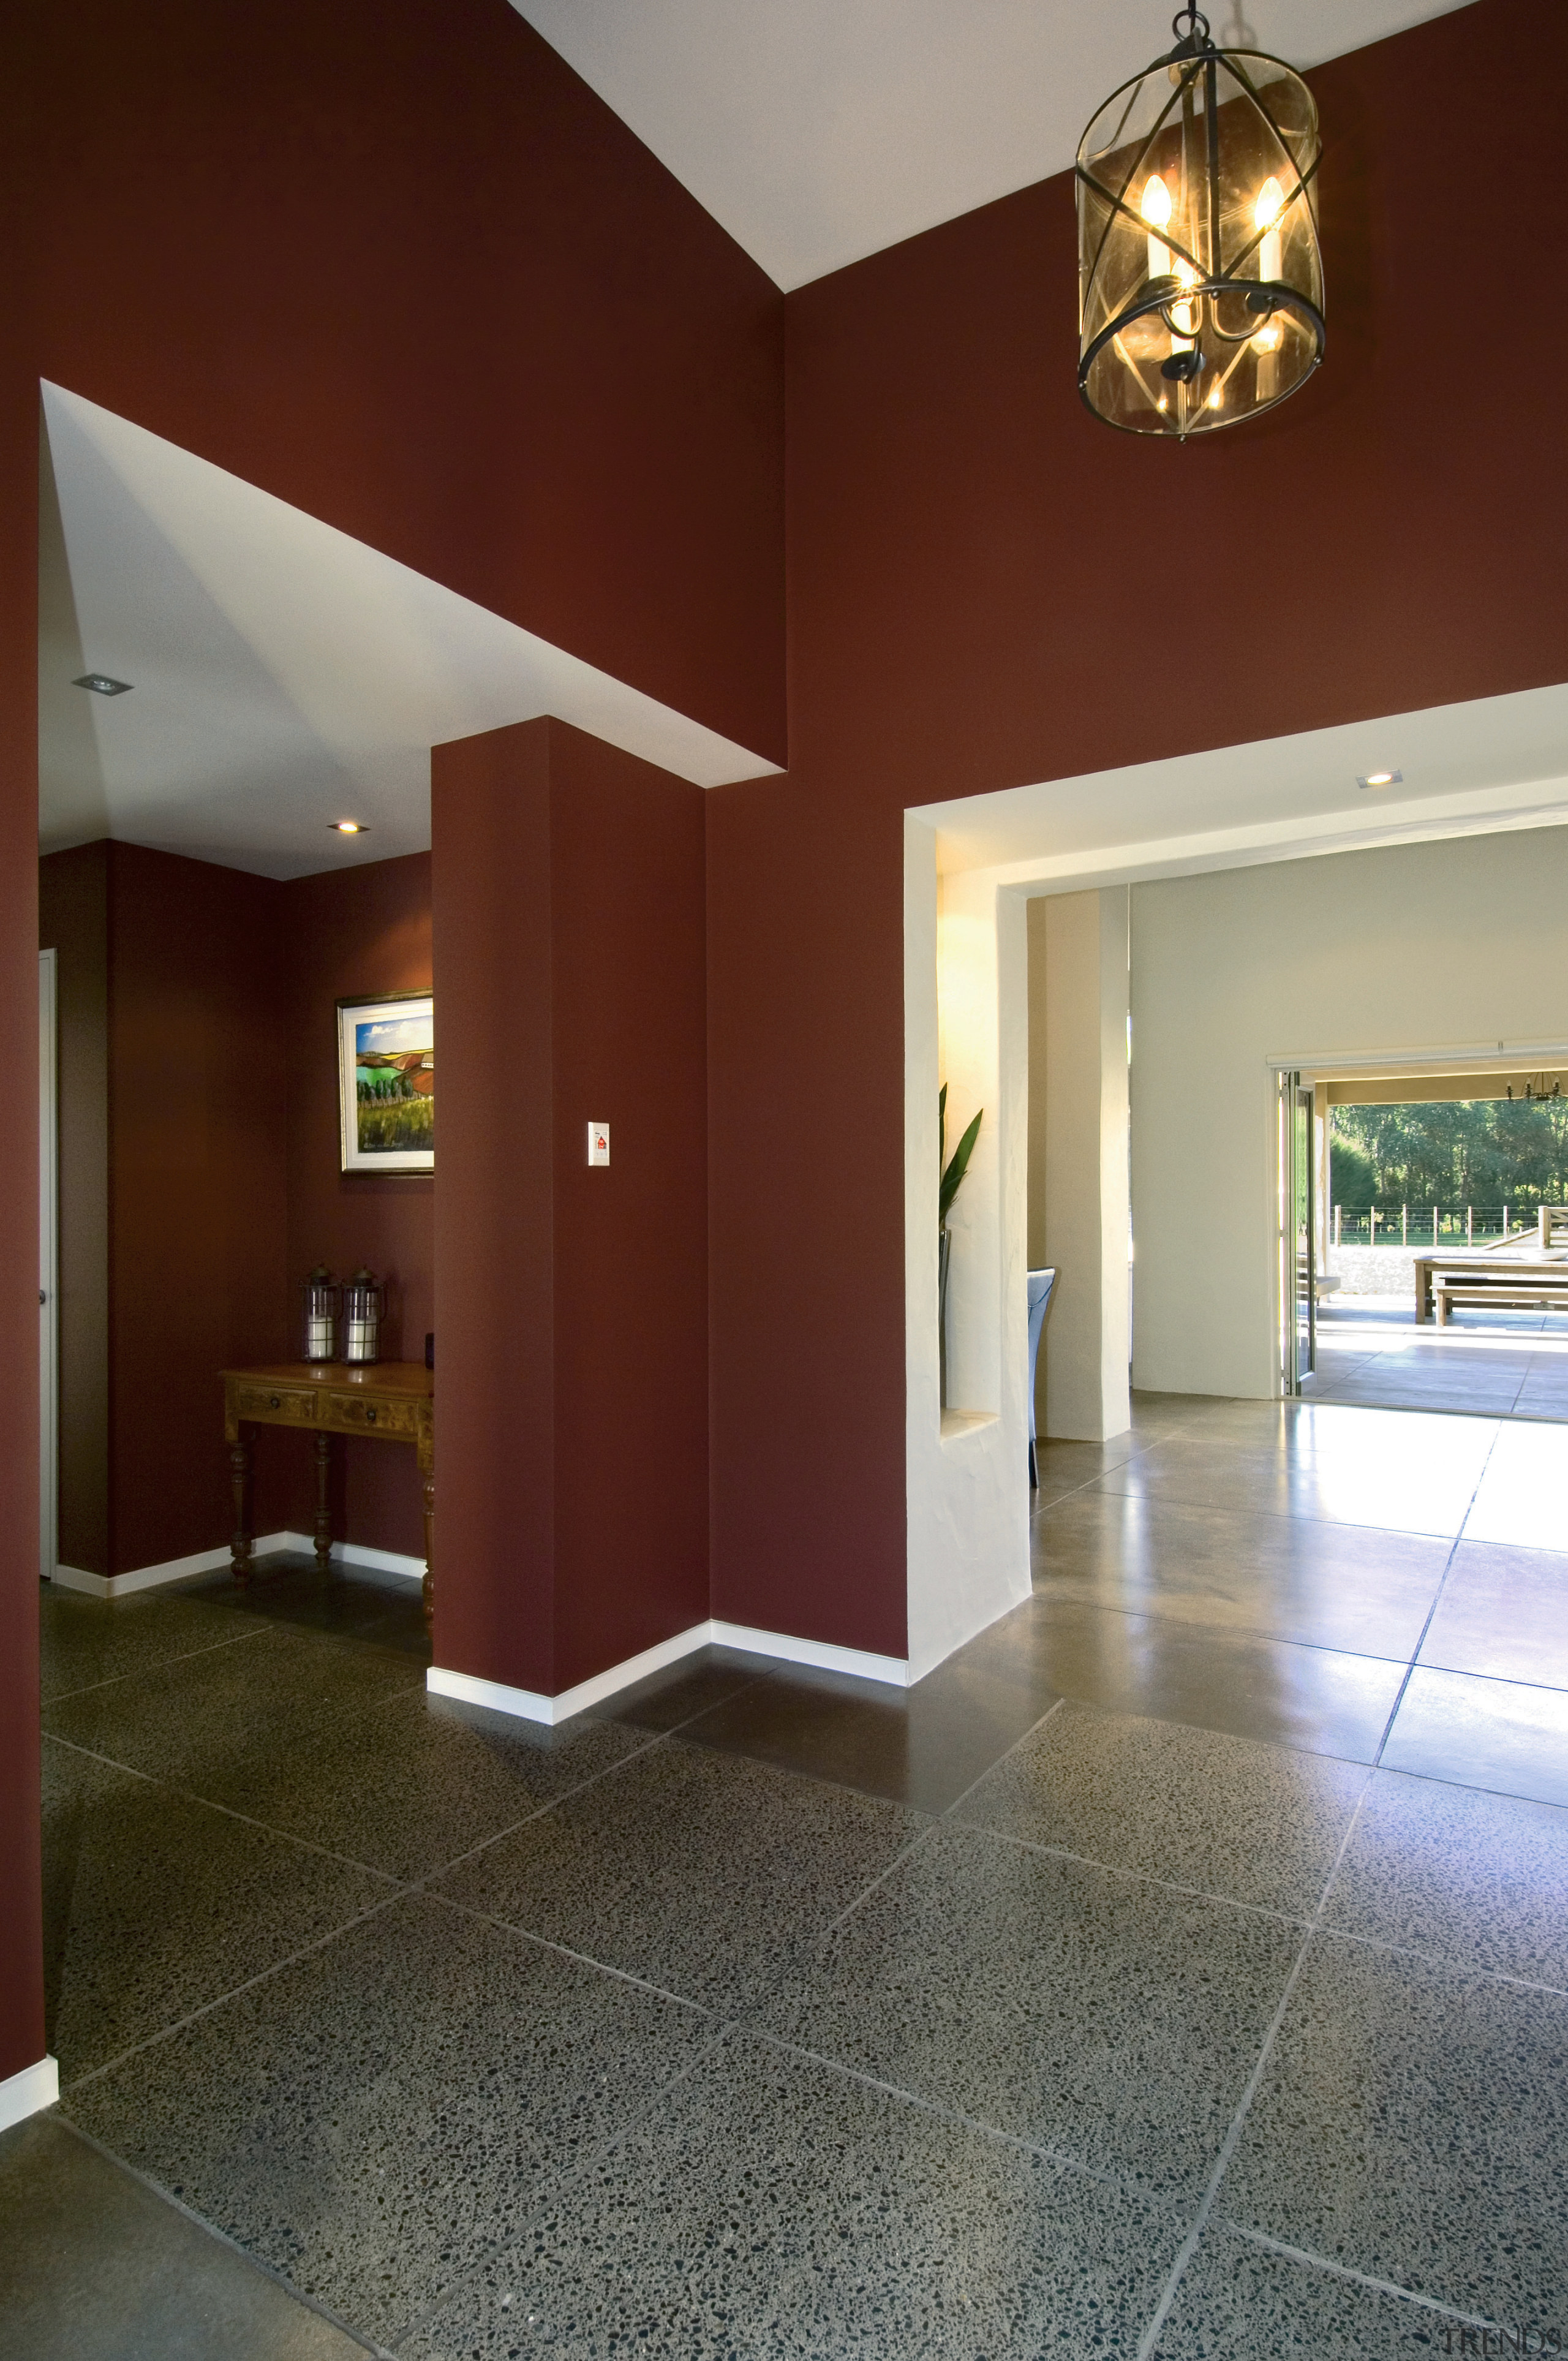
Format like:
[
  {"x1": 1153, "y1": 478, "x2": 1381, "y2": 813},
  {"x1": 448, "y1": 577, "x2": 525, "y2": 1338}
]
[{"x1": 1332, "y1": 1206, "x2": 1526, "y2": 1248}]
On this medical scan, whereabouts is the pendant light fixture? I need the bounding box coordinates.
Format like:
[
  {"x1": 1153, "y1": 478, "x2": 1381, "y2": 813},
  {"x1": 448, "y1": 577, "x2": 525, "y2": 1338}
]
[{"x1": 1076, "y1": 6, "x2": 1324, "y2": 437}]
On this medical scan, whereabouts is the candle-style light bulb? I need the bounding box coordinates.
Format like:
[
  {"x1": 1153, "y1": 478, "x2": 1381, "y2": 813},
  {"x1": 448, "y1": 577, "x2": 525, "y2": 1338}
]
[
  {"x1": 1255, "y1": 175, "x2": 1284, "y2": 285},
  {"x1": 1141, "y1": 173, "x2": 1172, "y2": 281}
]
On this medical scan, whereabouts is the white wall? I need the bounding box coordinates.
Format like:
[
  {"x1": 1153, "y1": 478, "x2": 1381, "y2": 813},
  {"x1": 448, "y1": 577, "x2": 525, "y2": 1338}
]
[
  {"x1": 905, "y1": 823, "x2": 1031, "y2": 1682},
  {"x1": 1029, "y1": 888, "x2": 1130, "y2": 1442},
  {"x1": 1131, "y1": 826, "x2": 1568, "y2": 1399}
]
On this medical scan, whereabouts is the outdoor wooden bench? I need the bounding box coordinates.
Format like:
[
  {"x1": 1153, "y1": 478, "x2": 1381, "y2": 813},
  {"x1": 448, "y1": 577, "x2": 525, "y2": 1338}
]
[{"x1": 1433, "y1": 1271, "x2": 1568, "y2": 1325}]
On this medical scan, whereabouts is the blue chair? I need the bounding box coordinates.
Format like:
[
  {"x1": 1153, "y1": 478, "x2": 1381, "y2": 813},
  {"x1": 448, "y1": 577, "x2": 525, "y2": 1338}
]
[{"x1": 1026, "y1": 1268, "x2": 1057, "y2": 1486}]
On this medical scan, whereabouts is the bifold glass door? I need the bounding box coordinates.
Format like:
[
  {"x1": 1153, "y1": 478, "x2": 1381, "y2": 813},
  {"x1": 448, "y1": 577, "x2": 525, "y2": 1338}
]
[{"x1": 1278, "y1": 1070, "x2": 1315, "y2": 1395}]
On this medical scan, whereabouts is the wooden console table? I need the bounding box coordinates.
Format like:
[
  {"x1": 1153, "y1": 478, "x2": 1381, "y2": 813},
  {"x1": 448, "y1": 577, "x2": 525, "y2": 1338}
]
[{"x1": 222, "y1": 1361, "x2": 434, "y2": 1619}]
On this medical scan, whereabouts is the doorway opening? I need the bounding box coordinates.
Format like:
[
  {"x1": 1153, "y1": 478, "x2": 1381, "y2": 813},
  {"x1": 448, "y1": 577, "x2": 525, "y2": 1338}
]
[{"x1": 1295, "y1": 1064, "x2": 1568, "y2": 1419}]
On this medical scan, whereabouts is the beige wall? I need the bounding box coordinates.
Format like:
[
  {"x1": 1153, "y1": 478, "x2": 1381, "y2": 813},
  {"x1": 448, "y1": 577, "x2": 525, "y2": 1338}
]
[{"x1": 1129, "y1": 825, "x2": 1568, "y2": 1399}]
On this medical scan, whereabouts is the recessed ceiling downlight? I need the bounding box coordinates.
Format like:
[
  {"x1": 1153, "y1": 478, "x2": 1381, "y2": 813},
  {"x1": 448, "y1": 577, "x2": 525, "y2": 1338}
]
[
  {"x1": 74, "y1": 673, "x2": 132, "y2": 696},
  {"x1": 1357, "y1": 769, "x2": 1402, "y2": 790},
  {"x1": 331, "y1": 820, "x2": 369, "y2": 835}
]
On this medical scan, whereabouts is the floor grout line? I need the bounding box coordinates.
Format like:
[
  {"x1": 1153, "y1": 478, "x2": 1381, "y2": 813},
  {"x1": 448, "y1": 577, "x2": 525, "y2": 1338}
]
[
  {"x1": 40, "y1": 1619, "x2": 282, "y2": 1706},
  {"x1": 945, "y1": 1818, "x2": 1315, "y2": 1928},
  {"x1": 58, "y1": 1887, "x2": 413, "y2": 2098},
  {"x1": 1217, "y1": 2221, "x2": 1504, "y2": 2332},
  {"x1": 50, "y1": 2117, "x2": 398, "y2": 2359},
  {"x1": 42, "y1": 1732, "x2": 411, "y2": 1886},
  {"x1": 1370, "y1": 1424, "x2": 1505, "y2": 1769},
  {"x1": 1133, "y1": 1778, "x2": 1375, "y2": 2360}
]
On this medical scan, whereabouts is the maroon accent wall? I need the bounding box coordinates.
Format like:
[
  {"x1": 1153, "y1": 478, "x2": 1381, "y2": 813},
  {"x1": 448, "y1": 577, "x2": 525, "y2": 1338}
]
[
  {"x1": 0, "y1": 368, "x2": 43, "y2": 2083},
  {"x1": 706, "y1": 0, "x2": 1568, "y2": 1656},
  {"x1": 39, "y1": 846, "x2": 110, "y2": 1577},
  {"x1": 282, "y1": 854, "x2": 432, "y2": 1559},
  {"x1": 10, "y1": 0, "x2": 784, "y2": 768},
  {"x1": 6, "y1": 0, "x2": 779, "y2": 2094},
  {"x1": 432, "y1": 719, "x2": 709, "y2": 1696},
  {"x1": 105, "y1": 846, "x2": 290, "y2": 1575}
]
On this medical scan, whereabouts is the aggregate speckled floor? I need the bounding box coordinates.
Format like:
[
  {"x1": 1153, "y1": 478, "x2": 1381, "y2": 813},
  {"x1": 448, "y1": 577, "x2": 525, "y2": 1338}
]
[{"x1": 14, "y1": 1392, "x2": 1568, "y2": 2358}]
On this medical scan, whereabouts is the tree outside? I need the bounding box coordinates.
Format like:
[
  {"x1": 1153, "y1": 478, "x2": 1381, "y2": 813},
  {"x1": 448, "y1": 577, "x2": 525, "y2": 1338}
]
[{"x1": 1330, "y1": 1098, "x2": 1568, "y2": 1218}]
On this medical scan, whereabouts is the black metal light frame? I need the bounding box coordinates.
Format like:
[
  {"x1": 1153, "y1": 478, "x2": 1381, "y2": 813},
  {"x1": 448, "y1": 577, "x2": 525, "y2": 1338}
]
[{"x1": 1076, "y1": 5, "x2": 1324, "y2": 436}]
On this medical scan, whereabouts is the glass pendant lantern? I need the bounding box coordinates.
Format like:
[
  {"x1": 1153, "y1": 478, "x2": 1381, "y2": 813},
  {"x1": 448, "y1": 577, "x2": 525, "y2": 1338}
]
[{"x1": 1077, "y1": 4, "x2": 1324, "y2": 437}]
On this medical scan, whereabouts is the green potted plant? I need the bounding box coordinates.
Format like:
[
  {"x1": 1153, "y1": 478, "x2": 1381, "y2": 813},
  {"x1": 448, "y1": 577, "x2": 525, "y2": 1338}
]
[{"x1": 938, "y1": 1084, "x2": 982, "y2": 1410}]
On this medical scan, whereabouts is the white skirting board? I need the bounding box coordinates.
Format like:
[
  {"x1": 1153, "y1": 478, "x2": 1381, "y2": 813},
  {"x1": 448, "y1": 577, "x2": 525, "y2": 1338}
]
[
  {"x1": 0, "y1": 2056, "x2": 58, "y2": 2133},
  {"x1": 50, "y1": 1533, "x2": 424, "y2": 1600},
  {"x1": 428, "y1": 1618, "x2": 911, "y2": 1726}
]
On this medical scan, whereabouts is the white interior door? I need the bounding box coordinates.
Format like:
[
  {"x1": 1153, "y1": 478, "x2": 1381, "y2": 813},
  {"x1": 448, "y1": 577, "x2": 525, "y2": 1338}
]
[{"x1": 39, "y1": 948, "x2": 58, "y2": 1583}]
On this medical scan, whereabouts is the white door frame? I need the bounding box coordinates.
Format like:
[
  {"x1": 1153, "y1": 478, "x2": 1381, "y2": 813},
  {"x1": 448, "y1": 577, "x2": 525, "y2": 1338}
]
[{"x1": 39, "y1": 948, "x2": 58, "y2": 1584}]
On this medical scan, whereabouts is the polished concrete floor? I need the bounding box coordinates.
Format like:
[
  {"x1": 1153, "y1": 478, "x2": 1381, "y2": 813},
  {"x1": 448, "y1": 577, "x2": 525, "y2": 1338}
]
[
  {"x1": 1308, "y1": 1295, "x2": 1568, "y2": 1417},
  {"x1": 13, "y1": 1391, "x2": 1568, "y2": 2356}
]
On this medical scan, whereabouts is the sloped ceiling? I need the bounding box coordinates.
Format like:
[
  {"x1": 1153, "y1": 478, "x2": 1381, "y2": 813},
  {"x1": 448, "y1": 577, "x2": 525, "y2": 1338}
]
[
  {"x1": 511, "y1": 0, "x2": 1474, "y2": 289},
  {"x1": 39, "y1": 384, "x2": 778, "y2": 880}
]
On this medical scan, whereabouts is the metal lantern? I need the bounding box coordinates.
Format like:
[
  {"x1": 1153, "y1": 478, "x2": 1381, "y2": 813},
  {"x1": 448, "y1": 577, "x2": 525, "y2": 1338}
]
[
  {"x1": 1077, "y1": 4, "x2": 1324, "y2": 438},
  {"x1": 301, "y1": 1266, "x2": 340, "y2": 1364},
  {"x1": 342, "y1": 1267, "x2": 383, "y2": 1365}
]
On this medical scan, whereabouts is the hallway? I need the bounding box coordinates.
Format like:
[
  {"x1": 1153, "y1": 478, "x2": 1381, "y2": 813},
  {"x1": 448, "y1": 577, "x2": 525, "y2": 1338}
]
[{"x1": 8, "y1": 1393, "x2": 1567, "y2": 2356}]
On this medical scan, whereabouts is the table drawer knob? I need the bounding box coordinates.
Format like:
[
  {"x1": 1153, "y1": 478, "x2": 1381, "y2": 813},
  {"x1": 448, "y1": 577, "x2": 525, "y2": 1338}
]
[
  {"x1": 269, "y1": 1395, "x2": 281, "y2": 1409},
  {"x1": 366, "y1": 1409, "x2": 377, "y2": 1424}
]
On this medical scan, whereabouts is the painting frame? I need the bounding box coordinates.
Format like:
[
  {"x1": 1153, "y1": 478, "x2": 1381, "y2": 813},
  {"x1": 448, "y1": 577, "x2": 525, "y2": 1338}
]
[{"x1": 337, "y1": 990, "x2": 434, "y2": 1174}]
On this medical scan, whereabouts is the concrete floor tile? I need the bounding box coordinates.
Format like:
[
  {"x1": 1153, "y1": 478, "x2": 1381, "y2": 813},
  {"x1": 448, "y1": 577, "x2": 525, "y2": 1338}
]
[
  {"x1": 1420, "y1": 1541, "x2": 1568, "y2": 1687},
  {"x1": 1094, "y1": 1443, "x2": 1482, "y2": 1539},
  {"x1": 213, "y1": 1687, "x2": 649, "y2": 1880},
  {"x1": 42, "y1": 1623, "x2": 426, "y2": 1807},
  {"x1": 752, "y1": 1821, "x2": 1300, "y2": 2200},
  {"x1": 0, "y1": 2115, "x2": 368, "y2": 2360},
  {"x1": 401, "y1": 2032, "x2": 1185, "y2": 2360},
  {"x1": 43, "y1": 1742, "x2": 393, "y2": 2082},
  {"x1": 40, "y1": 1581, "x2": 274, "y2": 1704},
  {"x1": 672, "y1": 1650, "x2": 1058, "y2": 1815},
  {"x1": 1031, "y1": 1490, "x2": 1449, "y2": 1659},
  {"x1": 64, "y1": 1894, "x2": 714, "y2": 2347},
  {"x1": 973, "y1": 1596, "x2": 1406, "y2": 1762},
  {"x1": 1222, "y1": 1935, "x2": 1568, "y2": 2325},
  {"x1": 1322, "y1": 1769, "x2": 1568, "y2": 1987},
  {"x1": 1381, "y1": 1667, "x2": 1568, "y2": 1807},
  {"x1": 589, "y1": 1646, "x2": 771, "y2": 1734},
  {"x1": 953, "y1": 1700, "x2": 1366, "y2": 1916},
  {"x1": 429, "y1": 1736, "x2": 926, "y2": 2011}
]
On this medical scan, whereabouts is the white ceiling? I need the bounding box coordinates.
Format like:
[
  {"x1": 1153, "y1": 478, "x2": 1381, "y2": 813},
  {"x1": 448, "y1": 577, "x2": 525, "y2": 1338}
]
[
  {"x1": 511, "y1": 0, "x2": 1474, "y2": 290},
  {"x1": 913, "y1": 684, "x2": 1568, "y2": 890},
  {"x1": 39, "y1": 383, "x2": 778, "y2": 881}
]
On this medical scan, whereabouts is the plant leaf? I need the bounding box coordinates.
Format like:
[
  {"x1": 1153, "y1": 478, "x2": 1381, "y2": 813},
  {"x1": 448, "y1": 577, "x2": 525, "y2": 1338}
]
[
  {"x1": 938, "y1": 1082, "x2": 947, "y2": 1170},
  {"x1": 940, "y1": 1108, "x2": 982, "y2": 1227}
]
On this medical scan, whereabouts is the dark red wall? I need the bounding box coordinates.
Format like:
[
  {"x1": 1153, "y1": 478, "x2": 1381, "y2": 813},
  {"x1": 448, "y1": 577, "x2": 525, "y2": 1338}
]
[
  {"x1": 106, "y1": 846, "x2": 290, "y2": 1575},
  {"x1": 433, "y1": 719, "x2": 709, "y2": 1696},
  {"x1": 9, "y1": 0, "x2": 785, "y2": 767},
  {"x1": 39, "y1": 847, "x2": 110, "y2": 1577},
  {"x1": 282, "y1": 854, "x2": 433, "y2": 1558},
  {"x1": 706, "y1": 0, "x2": 1568, "y2": 1656}
]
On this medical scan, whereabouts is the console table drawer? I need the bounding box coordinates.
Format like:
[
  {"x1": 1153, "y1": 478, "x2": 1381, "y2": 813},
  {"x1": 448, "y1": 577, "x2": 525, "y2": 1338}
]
[
  {"x1": 324, "y1": 1389, "x2": 423, "y2": 1437},
  {"x1": 233, "y1": 1383, "x2": 317, "y2": 1425}
]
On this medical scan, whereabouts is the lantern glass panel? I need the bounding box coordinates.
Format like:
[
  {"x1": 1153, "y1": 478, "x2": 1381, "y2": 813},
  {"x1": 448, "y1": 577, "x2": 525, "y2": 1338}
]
[
  {"x1": 1077, "y1": 45, "x2": 1323, "y2": 436},
  {"x1": 342, "y1": 1270, "x2": 383, "y2": 1365},
  {"x1": 301, "y1": 1268, "x2": 339, "y2": 1364}
]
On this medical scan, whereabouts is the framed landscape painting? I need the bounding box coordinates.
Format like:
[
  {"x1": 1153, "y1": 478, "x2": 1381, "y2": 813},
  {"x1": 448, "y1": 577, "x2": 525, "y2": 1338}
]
[{"x1": 337, "y1": 991, "x2": 434, "y2": 1173}]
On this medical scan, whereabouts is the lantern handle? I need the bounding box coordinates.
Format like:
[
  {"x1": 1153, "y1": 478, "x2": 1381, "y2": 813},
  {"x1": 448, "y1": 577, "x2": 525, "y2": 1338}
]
[{"x1": 1169, "y1": 5, "x2": 1213, "y2": 53}]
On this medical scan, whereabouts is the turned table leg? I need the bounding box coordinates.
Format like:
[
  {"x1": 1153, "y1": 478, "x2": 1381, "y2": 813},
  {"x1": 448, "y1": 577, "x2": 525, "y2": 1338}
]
[
  {"x1": 421, "y1": 1471, "x2": 435, "y2": 1626},
  {"x1": 313, "y1": 1431, "x2": 334, "y2": 1571},
  {"x1": 229, "y1": 1435, "x2": 253, "y2": 1586}
]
